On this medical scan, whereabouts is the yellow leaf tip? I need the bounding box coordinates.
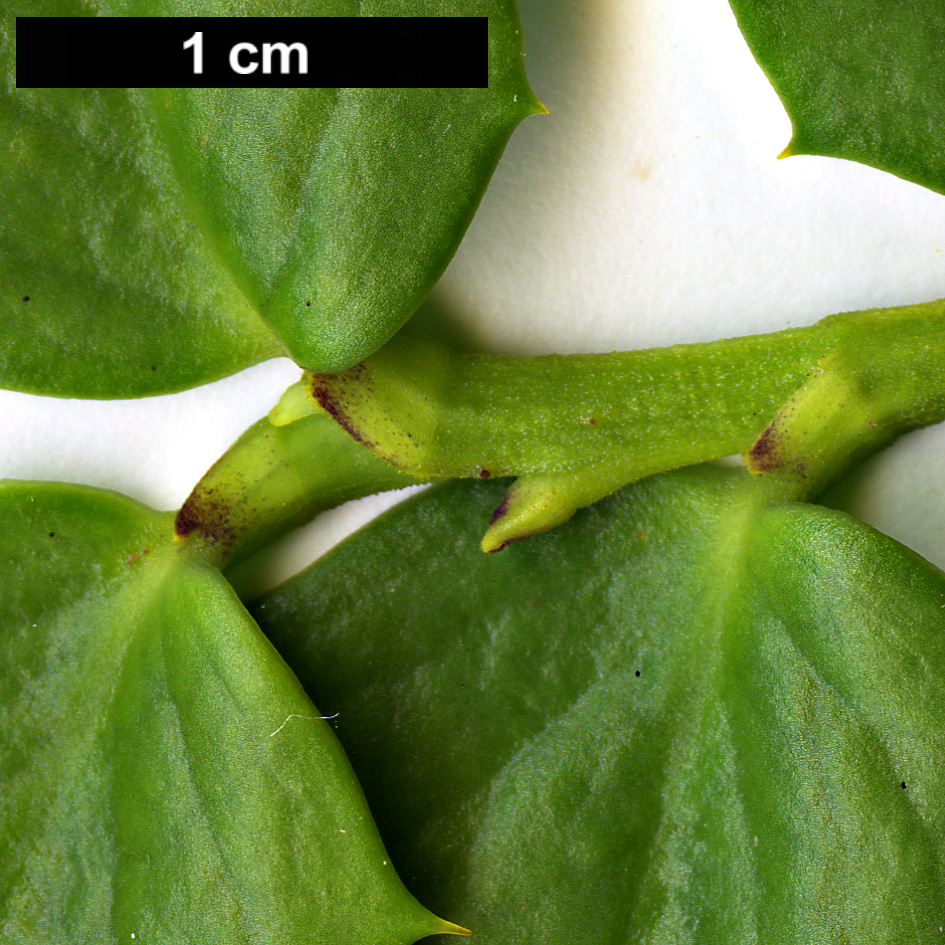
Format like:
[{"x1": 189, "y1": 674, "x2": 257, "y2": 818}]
[
  {"x1": 436, "y1": 918, "x2": 472, "y2": 937},
  {"x1": 268, "y1": 377, "x2": 324, "y2": 426},
  {"x1": 519, "y1": 89, "x2": 548, "y2": 116},
  {"x1": 777, "y1": 140, "x2": 796, "y2": 160}
]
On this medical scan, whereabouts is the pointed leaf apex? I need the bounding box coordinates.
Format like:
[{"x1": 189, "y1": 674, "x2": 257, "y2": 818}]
[
  {"x1": 777, "y1": 140, "x2": 796, "y2": 160},
  {"x1": 434, "y1": 917, "x2": 473, "y2": 936},
  {"x1": 729, "y1": 0, "x2": 945, "y2": 194}
]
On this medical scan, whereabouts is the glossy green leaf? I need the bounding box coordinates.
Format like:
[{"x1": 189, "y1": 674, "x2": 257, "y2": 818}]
[
  {"x1": 1, "y1": 2, "x2": 539, "y2": 398},
  {"x1": 0, "y1": 481, "x2": 459, "y2": 942},
  {"x1": 253, "y1": 467, "x2": 945, "y2": 942},
  {"x1": 728, "y1": 0, "x2": 945, "y2": 194}
]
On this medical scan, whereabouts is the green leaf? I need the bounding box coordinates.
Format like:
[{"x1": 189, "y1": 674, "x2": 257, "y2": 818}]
[
  {"x1": 1, "y1": 2, "x2": 539, "y2": 398},
  {"x1": 728, "y1": 0, "x2": 945, "y2": 195},
  {"x1": 253, "y1": 468, "x2": 945, "y2": 942},
  {"x1": 0, "y1": 481, "x2": 459, "y2": 943}
]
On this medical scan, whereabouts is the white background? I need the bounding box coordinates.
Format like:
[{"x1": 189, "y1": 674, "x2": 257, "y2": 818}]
[{"x1": 3, "y1": 0, "x2": 944, "y2": 594}]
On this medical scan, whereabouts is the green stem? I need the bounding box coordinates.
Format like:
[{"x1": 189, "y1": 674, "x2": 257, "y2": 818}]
[
  {"x1": 308, "y1": 298, "x2": 945, "y2": 549},
  {"x1": 175, "y1": 386, "x2": 428, "y2": 570},
  {"x1": 744, "y1": 316, "x2": 945, "y2": 502}
]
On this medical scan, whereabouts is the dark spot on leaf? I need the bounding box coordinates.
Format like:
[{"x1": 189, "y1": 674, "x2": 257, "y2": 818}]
[
  {"x1": 746, "y1": 418, "x2": 790, "y2": 473},
  {"x1": 488, "y1": 533, "x2": 530, "y2": 553},
  {"x1": 588, "y1": 417, "x2": 597, "y2": 425},
  {"x1": 478, "y1": 469, "x2": 491, "y2": 479},
  {"x1": 306, "y1": 301, "x2": 311, "y2": 307},
  {"x1": 635, "y1": 670, "x2": 641, "y2": 677},
  {"x1": 901, "y1": 782, "x2": 907, "y2": 789},
  {"x1": 21, "y1": 296, "x2": 29, "y2": 302},
  {"x1": 490, "y1": 495, "x2": 510, "y2": 524},
  {"x1": 126, "y1": 548, "x2": 150, "y2": 566},
  {"x1": 748, "y1": 424, "x2": 778, "y2": 469},
  {"x1": 308, "y1": 371, "x2": 376, "y2": 452},
  {"x1": 151, "y1": 365, "x2": 157, "y2": 371},
  {"x1": 175, "y1": 488, "x2": 237, "y2": 549}
]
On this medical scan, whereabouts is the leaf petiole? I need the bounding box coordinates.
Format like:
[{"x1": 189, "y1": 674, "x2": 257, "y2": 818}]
[
  {"x1": 175, "y1": 396, "x2": 427, "y2": 571},
  {"x1": 308, "y1": 297, "x2": 945, "y2": 548}
]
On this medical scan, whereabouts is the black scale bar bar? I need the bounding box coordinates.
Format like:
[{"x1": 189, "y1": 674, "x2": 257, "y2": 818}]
[{"x1": 16, "y1": 17, "x2": 488, "y2": 89}]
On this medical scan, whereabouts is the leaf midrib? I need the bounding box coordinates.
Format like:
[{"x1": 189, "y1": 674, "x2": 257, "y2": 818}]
[
  {"x1": 143, "y1": 90, "x2": 283, "y2": 357},
  {"x1": 0, "y1": 548, "x2": 184, "y2": 926}
]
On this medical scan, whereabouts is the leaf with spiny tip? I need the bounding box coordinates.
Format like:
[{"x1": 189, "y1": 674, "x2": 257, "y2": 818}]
[
  {"x1": 253, "y1": 467, "x2": 945, "y2": 943},
  {"x1": 0, "y1": 480, "x2": 452, "y2": 944},
  {"x1": 0, "y1": 0, "x2": 540, "y2": 397},
  {"x1": 729, "y1": 0, "x2": 945, "y2": 194}
]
